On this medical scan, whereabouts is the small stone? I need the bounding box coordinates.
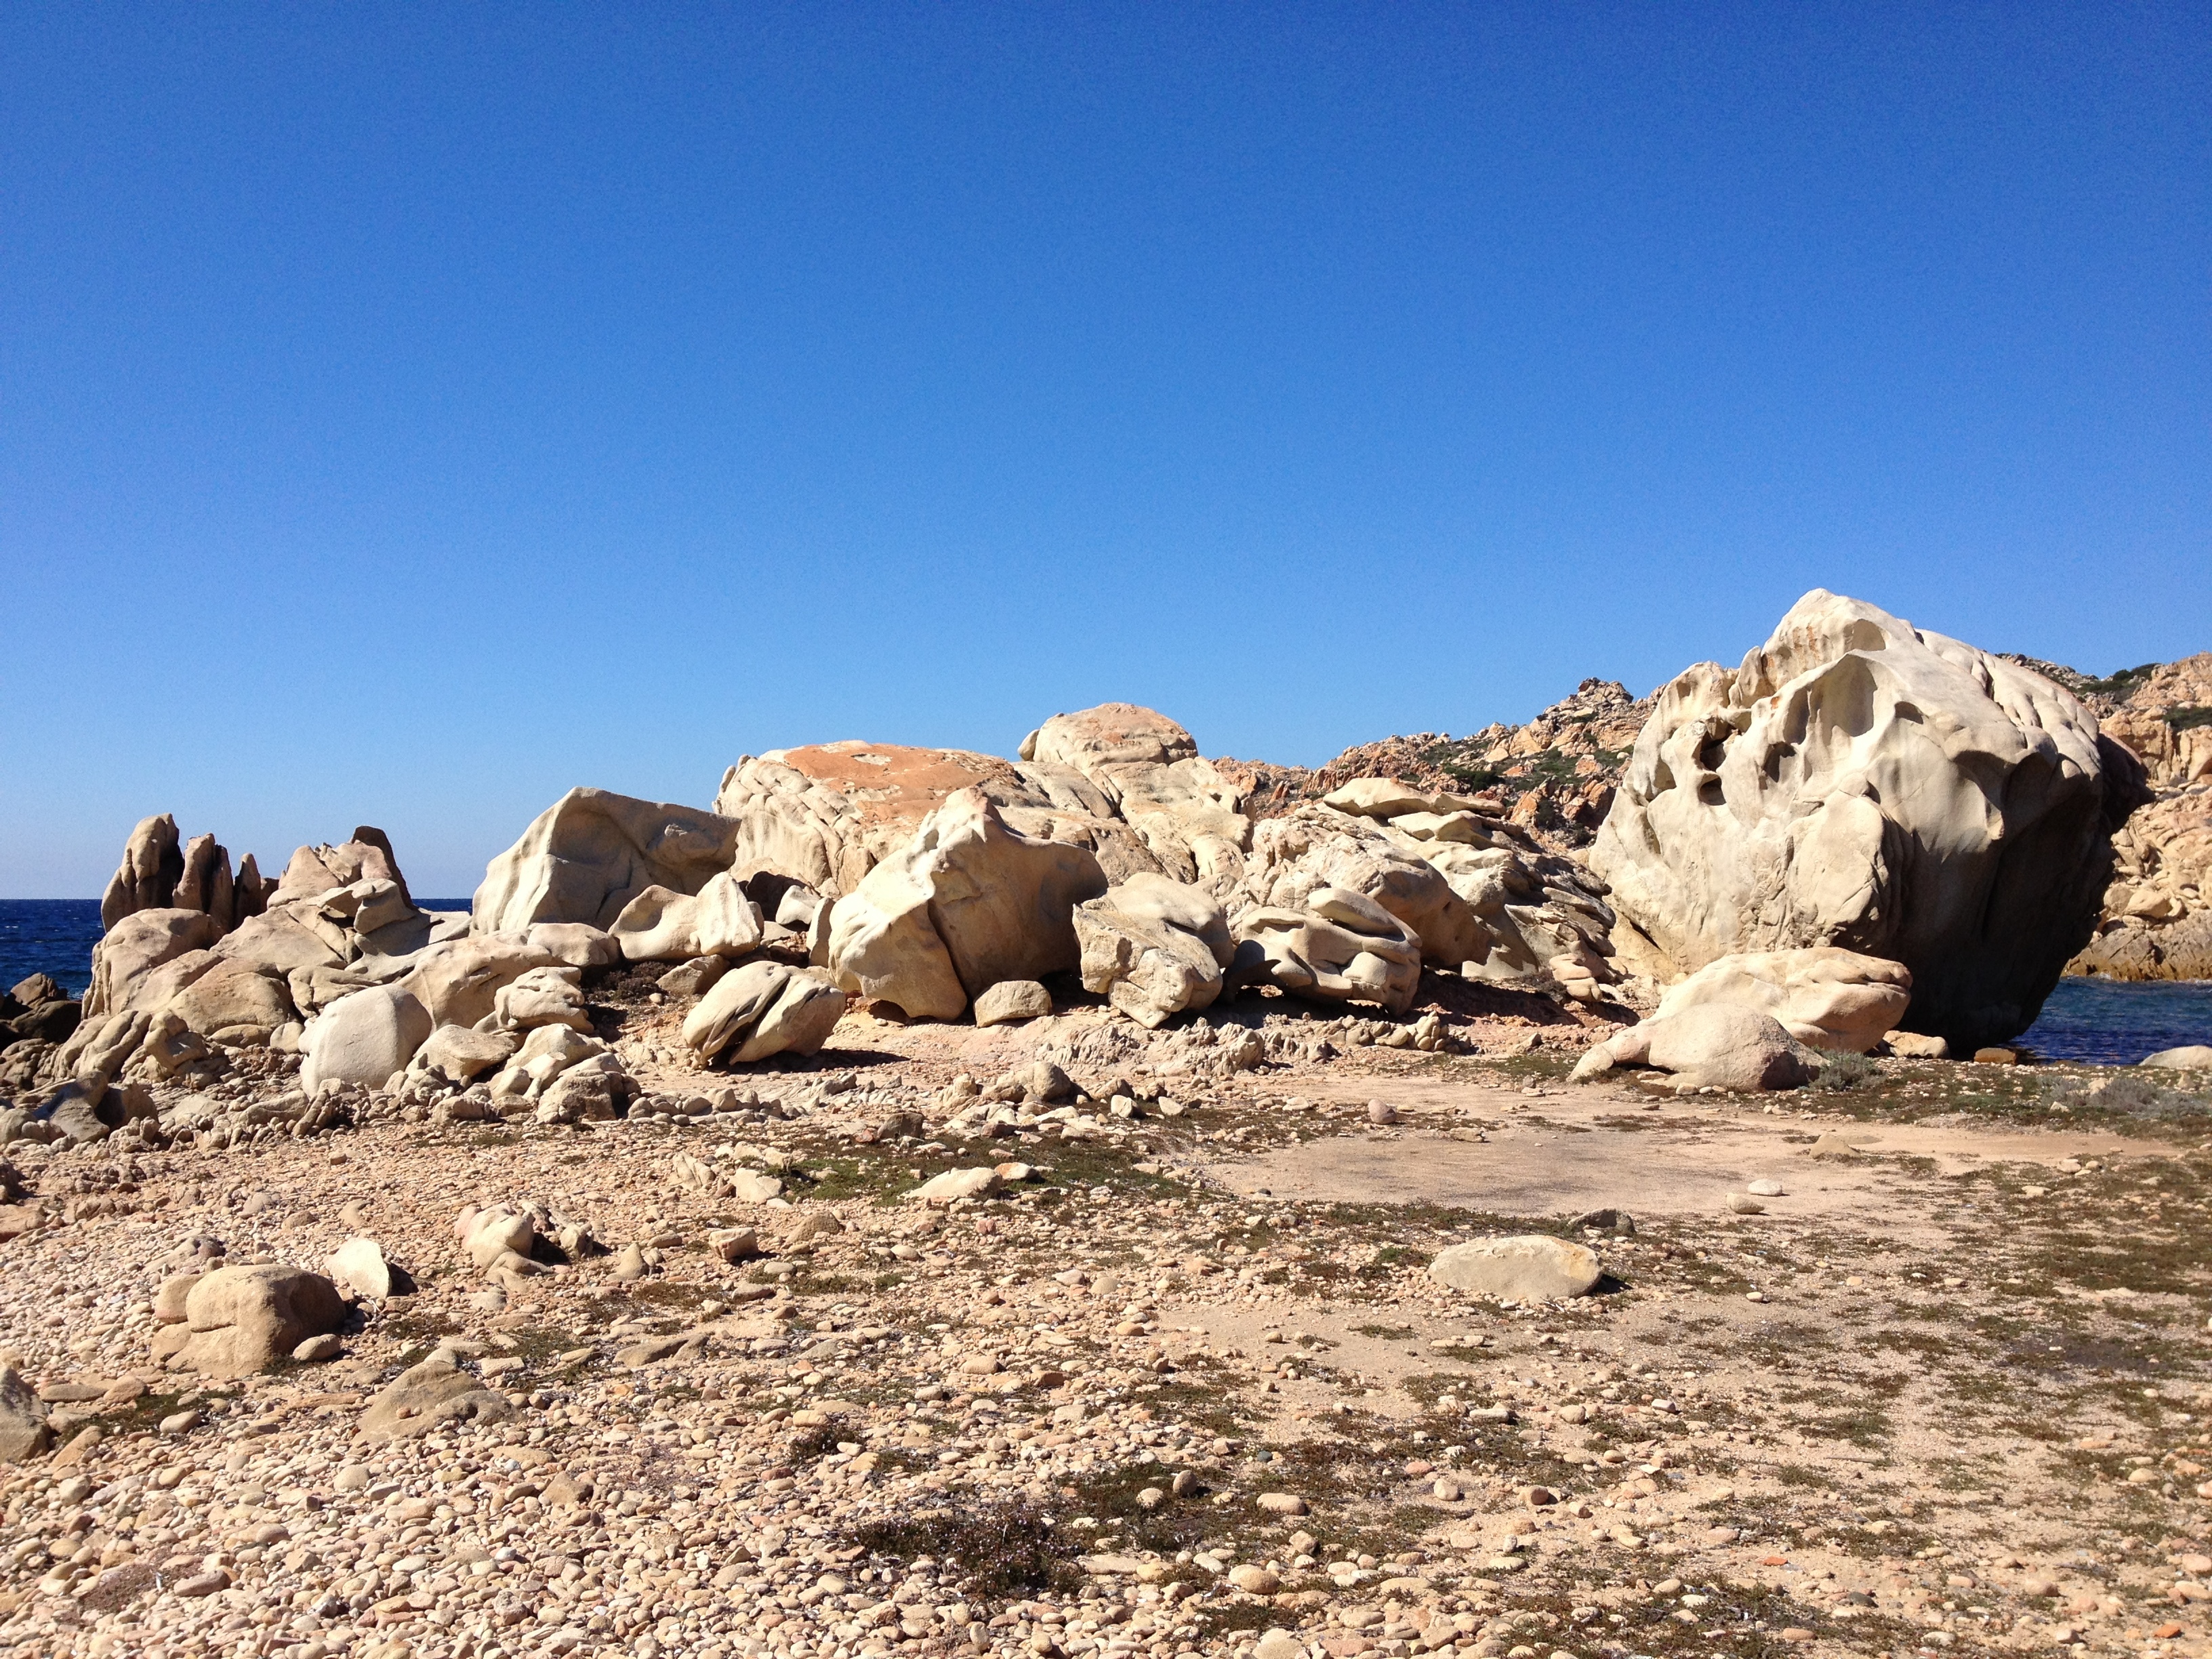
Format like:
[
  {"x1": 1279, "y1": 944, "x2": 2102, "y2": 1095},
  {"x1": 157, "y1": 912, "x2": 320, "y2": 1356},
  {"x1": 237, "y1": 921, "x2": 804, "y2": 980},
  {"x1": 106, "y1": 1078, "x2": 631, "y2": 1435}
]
[
  {"x1": 1746, "y1": 1178, "x2": 1784, "y2": 1196},
  {"x1": 612, "y1": 1243, "x2": 649, "y2": 1282},
  {"x1": 334, "y1": 1463, "x2": 371, "y2": 1491},
  {"x1": 1727, "y1": 1193, "x2": 1765, "y2": 1214},
  {"x1": 326, "y1": 1236, "x2": 393, "y2": 1299},
  {"x1": 152, "y1": 1273, "x2": 202, "y2": 1324},
  {"x1": 159, "y1": 1410, "x2": 202, "y2": 1436},
  {"x1": 2142, "y1": 1044, "x2": 2212, "y2": 1070},
  {"x1": 1254, "y1": 1631, "x2": 1306, "y2": 1659},
  {"x1": 1227, "y1": 1563, "x2": 1281, "y2": 1594},
  {"x1": 1367, "y1": 1099, "x2": 1399, "y2": 1126},
  {"x1": 1136, "y1": 1486, "x2": 1166, "y2": 1509},
  {"x1": 1256, "y1": 1491, "x2": 1307, "y2": 1516},
  {"x1": 972, "y1": 981, "x2": 1052, "y2": 1027},
  {"x1": 1807, "y1": 1132, "x2": 1863, "y2": 1158},
  {"x1": 1972, "y1": 1046, "x2": 2018, "y2": 1065},
  {"x1": 0, "y1": 1367, "x2": 50, "y2": 1462},
  {"x1": 293, "y1": 1333, "x2": 343, "y2": 1362},
  {"x1": 708, "y1": 1228, "x2": 760, "y2": 1263},
  {"x1": 908, "y1": 1167, "x2": 1003, "y2": 1204},
  {"x1": 50, "y1": 1426, "x2": 101, "y2": 1469}
]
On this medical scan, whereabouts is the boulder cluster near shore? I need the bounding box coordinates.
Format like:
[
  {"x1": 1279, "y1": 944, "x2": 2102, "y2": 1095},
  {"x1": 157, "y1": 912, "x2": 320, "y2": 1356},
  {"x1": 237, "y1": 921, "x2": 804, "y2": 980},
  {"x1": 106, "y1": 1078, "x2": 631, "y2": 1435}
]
[{"x1": 0, "y1": 589, "x2": 2207, "y2": 1659}]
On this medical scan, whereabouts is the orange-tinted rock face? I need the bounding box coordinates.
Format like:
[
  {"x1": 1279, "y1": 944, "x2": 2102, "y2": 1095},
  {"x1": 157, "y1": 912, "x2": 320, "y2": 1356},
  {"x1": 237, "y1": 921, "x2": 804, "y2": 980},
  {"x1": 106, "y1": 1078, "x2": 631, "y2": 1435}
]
[
  {"x1": 768, "y1": 741, "x2": 1029, "y2": 842},
  {"x1": 716, "y1": 743, "x2": 1035, "y2": 897}
]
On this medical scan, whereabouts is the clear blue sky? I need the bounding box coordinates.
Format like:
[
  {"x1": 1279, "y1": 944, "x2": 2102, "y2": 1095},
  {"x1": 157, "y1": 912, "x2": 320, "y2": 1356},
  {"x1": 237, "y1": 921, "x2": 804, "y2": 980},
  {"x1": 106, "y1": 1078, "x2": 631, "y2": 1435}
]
[{"x1": 3, "y1": 4, "x2": 2206, "y2": 898}]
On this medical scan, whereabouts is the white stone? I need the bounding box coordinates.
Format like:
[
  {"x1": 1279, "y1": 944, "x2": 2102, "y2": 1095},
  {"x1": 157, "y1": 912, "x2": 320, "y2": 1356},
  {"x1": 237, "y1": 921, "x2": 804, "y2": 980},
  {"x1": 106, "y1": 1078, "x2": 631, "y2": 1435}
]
[{"x1": 1429, "y1": 1235, "x2": 1602, "y2": 1300}]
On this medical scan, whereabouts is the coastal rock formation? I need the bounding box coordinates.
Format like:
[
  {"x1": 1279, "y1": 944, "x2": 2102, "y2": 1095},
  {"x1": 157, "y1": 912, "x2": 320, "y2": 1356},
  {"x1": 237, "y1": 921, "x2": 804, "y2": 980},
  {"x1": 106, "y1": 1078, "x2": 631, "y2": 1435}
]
[
  {"x1": 473, "y1": 788, "x2": 741, "y2": 934},
  {"x1": 300, "y1": 985, "x2": 434, "y2": 1091},
  {"x1": 1294, "y1": 678, "x2": 1649, "y2": 849},
  {"x1": 1074, "y1": 875, "x2": 1238, "y2": 1027},
  {"x1": 1233, "y1": 885, "x2": 1423, "y2": 1015},
  {"x1": 1589, "y1": 591, "x2": 2146, "y2": 1050},
  {"x1": 823, "y1": 790, "x2": 1108, "y2": 1020},
  {"x1": 1027, "y1": 704, "x2": 1251, "y2": 891},
  {"x1": 52, "y1": 825, "x2": 449, "y2": 1074},
  {"x1": 99, "y1": 814, "x2": 271, "y2": 933},
  {"x1": 717, "y1": 744, "x2": 1031, "y2": 896},
  {"x1": 717, "y1": 737, "x2": 1162, "y2": 897},
  {"x1": 607, "y1": 872, "x2": 764, "y2": 962},
  {"x1": 2065, "y1": 653, "x2": 2212, "y2": 981},
  {"x1": 0, "y1": 976, "x2": 78, "y2": 1046},
  {"x1": 680, "y1": 962, "x2": 846, "y2": 1064},
  {"x1": 398, "y1": 935, "x2": 562, "y2": 1029},
  {"x1": 1655, "y1": 947, "x2": 1912, "y2": 1054},
  {"x1": 1239, "y1": 804, "x2": 1482, "y2": 967},
  {"x1": 1235, "y1": 799, "x2": 1618, "y2": 983},
  {"x1": 1571, "y1": 1003, "x2": 1822, "y2": 1092},
  {"x1": 79, "y1": 909, "x2": 225, "y2": 1023}
]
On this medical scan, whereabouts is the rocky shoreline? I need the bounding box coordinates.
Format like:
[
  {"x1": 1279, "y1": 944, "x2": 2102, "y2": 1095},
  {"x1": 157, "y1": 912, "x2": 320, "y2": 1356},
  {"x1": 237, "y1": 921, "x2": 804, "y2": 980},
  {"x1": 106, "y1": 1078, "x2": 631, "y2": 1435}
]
[{"x1": 1, "y1": 589, "x2": 2208, "y2": 1659}]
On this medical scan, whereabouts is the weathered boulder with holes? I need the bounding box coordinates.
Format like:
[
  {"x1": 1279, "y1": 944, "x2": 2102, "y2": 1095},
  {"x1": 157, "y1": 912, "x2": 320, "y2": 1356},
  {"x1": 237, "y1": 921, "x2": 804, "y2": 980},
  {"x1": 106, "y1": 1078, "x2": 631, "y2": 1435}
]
[
  {"x1": 824, "y1": 790, "x2": 1108, "y2": 1019},
  {"x1": 1233, "y1": 886, "x2": 1423, "y2": 1015},
  {"x1": 300, "y1": 987, "x2": 434, "y2": 1091},
  {"x1": 682, "y1": 962, "x2": 846, "y2": 1064},
  {"x1": 1075, "y1": 874, "x2": 1241, "y2": 1027},
  {"x1": 1572, "y1": 1003, "x2": 1823, "y2": 1092},
  {"x1": 1656, "y1": 947, "x2": 1912, "y2": 1053},
  {"x1": 1025, "y1": 703, "x2": 1251, "y2": 891},
  {"x1": 150, "y1": 1265, "x2": 347, "y2": 1379},
  {"x1": 472, "y1": 787, "x2": 741, "y2": 934},
  {"x1": 1591, "y1": 590, "x2": 2149, "y2": 1050},
  {"x1": 607, "y1": 871, "x2": 764, "y2": 962}
]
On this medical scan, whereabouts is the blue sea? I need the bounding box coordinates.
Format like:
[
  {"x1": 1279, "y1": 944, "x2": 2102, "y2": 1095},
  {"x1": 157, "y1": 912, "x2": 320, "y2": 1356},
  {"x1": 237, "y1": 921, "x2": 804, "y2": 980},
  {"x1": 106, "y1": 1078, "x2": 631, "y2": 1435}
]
[
  {"x1": 0, "y1": 899, "x2": 474, "y2": 1002},
  {"x1": 0, "y1": 900, "x2": 2204, "y2": 1061}
]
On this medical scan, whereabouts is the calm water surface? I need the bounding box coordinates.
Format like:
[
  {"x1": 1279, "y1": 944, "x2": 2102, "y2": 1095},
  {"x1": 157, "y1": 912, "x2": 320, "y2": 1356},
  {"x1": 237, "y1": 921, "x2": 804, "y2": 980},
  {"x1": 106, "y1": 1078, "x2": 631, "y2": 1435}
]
[{"x1": 0, "y1": 899, "x2": 473, "y2": 1000}]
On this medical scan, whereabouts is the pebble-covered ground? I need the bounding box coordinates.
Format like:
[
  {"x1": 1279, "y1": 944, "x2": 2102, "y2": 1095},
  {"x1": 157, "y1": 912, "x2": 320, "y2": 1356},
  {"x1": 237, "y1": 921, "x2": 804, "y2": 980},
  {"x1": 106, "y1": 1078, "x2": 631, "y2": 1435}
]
[{"x1": 2, "y1": 971, "x2": 2210, "y2": 1659}]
